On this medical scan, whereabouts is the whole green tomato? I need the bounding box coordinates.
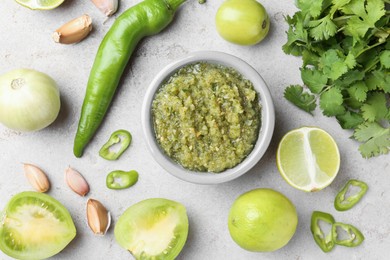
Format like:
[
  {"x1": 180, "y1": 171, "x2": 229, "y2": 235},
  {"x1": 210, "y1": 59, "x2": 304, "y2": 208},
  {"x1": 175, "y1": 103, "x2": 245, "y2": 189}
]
[{"x1": 215, "y1": 0, "x2": 270, "y2": 45}]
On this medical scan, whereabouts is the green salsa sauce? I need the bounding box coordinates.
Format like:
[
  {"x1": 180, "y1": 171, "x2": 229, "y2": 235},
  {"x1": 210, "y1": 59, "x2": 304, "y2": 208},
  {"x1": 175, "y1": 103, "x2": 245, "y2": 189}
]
[{"x1": 152, "y1": 62, "x2": 261, "y2": 173}]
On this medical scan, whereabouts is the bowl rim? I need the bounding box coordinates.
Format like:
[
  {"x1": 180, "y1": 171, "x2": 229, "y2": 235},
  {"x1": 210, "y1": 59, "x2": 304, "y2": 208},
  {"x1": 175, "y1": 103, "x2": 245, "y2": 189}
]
[{"x1": 141, "y1": 51, "x2": 275, "y2": 184}]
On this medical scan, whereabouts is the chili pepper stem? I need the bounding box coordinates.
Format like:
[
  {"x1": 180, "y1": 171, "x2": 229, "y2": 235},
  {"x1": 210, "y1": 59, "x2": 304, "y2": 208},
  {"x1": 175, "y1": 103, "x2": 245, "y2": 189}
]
[{"x1": 166, "y1": 0, "x2": 187, "y2": 11}]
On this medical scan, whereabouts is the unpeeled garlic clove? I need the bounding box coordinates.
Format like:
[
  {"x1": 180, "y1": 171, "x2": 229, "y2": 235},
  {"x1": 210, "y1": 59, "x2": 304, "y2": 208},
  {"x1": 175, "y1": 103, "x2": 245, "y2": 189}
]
[
  {"x1": 91, "y1": 0, "x2": 118, "y2": 17},
  {"x1": 23, "y1": 163, "x2": 50, "y2": 192},
  {"x1": 52, "y1": 14, "x2": 92, "y2": 44},
  {"x1": 65, "y1": 166, "x2": 90, "y2": 196},
  {"x1": 87, "y1": 199, "x2": 111, "y2": 235}
]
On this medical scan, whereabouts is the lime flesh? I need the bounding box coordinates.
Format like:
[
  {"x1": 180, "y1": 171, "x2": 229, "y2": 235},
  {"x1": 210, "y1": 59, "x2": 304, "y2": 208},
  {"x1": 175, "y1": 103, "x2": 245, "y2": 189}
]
[
  {"x1": 15, "y1": 0, "x2": 65, "y2": 10},
  {"x1": 276, "y1": 126, "x2": 340, "y2": 192}
]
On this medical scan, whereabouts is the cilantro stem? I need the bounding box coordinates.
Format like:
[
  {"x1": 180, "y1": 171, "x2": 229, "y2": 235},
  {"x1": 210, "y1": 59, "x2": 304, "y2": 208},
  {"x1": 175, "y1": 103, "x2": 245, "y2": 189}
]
[
  {"x1": 364, "y1": 58, "x2": 380, "y2": 73},
  {"x1": 337, "y1": 27, "x2": 345, "y2": 33},
  {"x1": 319, "y1": 86, "x2": 332, "y2": 96},
  {"x1": 356, "y1": 41, "x2": 386, "y2": 58},
  {"x1": 333, "y1": 15, "x2": 354, "y2": 22}
]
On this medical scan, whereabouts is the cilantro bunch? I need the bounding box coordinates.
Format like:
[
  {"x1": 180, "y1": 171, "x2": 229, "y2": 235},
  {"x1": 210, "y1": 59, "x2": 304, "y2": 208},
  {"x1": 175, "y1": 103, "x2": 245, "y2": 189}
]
[{"x1": 283, "y1": 0, "x2": 390, "y2": 158}]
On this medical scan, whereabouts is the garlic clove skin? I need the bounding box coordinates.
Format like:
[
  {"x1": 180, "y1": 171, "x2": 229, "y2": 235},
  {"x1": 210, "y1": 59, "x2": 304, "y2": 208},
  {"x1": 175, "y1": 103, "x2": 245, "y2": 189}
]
[
  {"x1": 91, "y1": 0, "x2": 118, "y2": 17},
  {"x1": 23, "y1": 163, "x2": 50, "y2": 192},
  {"x1": 52, "y1": 14, "x2": 92, "y2": 44},
  {"x1": 65, "y1": 167, "x2": 90, "y2": 196},
  {"x1": 87, "y1": 199, "x2": 111, "y2": 235}
]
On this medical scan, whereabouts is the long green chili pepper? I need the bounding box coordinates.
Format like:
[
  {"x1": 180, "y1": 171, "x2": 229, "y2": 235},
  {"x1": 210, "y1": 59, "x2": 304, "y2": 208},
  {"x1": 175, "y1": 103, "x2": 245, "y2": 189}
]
[
  {"x1": 73, "y1": 0, "x2": 187, "y2": 157},
  {"x1": 310, "y1": 211, "x2": 336, "y2": 252},
  {"x1": 99, "y1": 129, "x2": 132, "y2": 160},
  {"x1": 332, "y1": 222, "x2": 364, "y2": 247},
  {"x1": 334, "y1": 179, "x2": 368, "y2": 211},
  {"x1": 106, "y1": 170, "x2": 139, "y2": 190}
]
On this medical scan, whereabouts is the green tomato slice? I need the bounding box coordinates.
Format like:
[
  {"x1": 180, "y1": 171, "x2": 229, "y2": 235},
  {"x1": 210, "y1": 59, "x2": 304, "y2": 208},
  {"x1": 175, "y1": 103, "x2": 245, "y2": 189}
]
[
  {"x1": 114, "y1": 198, "x2": 189, "y2": 260},
  {"x1": 0, "y1": 191, "x2": 76, "y2": 260}
]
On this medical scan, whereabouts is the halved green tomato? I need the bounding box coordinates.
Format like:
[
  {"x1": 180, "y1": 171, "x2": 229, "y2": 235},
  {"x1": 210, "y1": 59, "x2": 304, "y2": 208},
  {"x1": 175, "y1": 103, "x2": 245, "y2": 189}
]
[
  {"x1": 114, "y1": 198, "x2": 189, "y2": 260},
  {"x1": 0, "y1": 191, "x2": 76, "y2": 260}
]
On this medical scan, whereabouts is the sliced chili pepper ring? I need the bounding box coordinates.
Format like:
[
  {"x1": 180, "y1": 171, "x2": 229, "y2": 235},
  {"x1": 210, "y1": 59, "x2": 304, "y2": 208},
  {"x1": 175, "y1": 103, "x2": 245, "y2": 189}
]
[
  {"x1": 332, "y1": 222, "x2": 364, "y2": 247},
  {"x1": 99, "y1": 129, "x2": 132, "y2": 160},
  {"x1": 334, "y1": 179, "x2": 368, "y2": 211},
  {"x1": 310, "y1": 211, "x2": 335, "y2": 252},
  {"x1": 106, "y1": 170, "x2": 138, "y2": 190}
]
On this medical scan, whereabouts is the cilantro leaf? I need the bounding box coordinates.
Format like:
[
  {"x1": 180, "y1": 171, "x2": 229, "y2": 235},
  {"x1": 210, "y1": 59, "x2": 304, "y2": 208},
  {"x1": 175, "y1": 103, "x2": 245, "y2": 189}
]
[
  {"x1": 334, "y1": 70, "x2": 365, "y2": 88},
  {"x1": 367, "y1": 70, "x2": 390, "y2": 93},
  {"x1": 300, "y1": 67, "x2": 328, "y2": 93},
  {"x1": 329, "y1": 0, "x2": 352, "y2": 16},
  {"x1": 309, "y1": 16, "x2": 338, "y2": 41},
  {"x1": 320, "y1": 87, "x2": 345, "y2": 116},
  {"x1": 342, "y1": 0, "x2": 386, "y2": 39},
  {"x1": 297, "y1": 0, "x2": 324, "y2": 18},
  {"x1": 361, "y1": 92, "x2": 389, "y2": 122},
  {"x1": 379, "y1": 50, "x2": 390, "y2": 68},
  {"x1": 282, "y1": 13, "x2": 309, "y2": 56},
  {"x1": 344, "y1": 16, "x2": 371, "y2": 39},
  {"x1": 284, "y1": 85, "x2": 316, "y2": 113},
  {"x1": 340, "y1": 0, "x2": 364, "y2": 16},
  {"x1": 353, "y1": 122, "x2": 390, "y2": 158},
  {"x1": 344, "y1": 95, "x2": 364, "y2": 109},
  {"x1": 318, "y1": 49, "x2": 349, "y2": 80},
  {"x1": 336, "y1": 111, "x2": 364, "y2": 129},
  {"x1": 366, "y1": 72, "x2": 382, "y2": 91},
  {"x1": 364, "y1": 0, "x2": 386, "y2": 26},
  {"x1": 302, "y1": 49, "x2": 320, "y2": 66},
  {"x1": 347, "y1": 81, "x2": 368, "y2": 102},
  {"x1": 341, "y1": 0, "x2": 385, "y2": 23},
  {"x1": 344, "y1": 52, "x2": 357, "y2": 69}
]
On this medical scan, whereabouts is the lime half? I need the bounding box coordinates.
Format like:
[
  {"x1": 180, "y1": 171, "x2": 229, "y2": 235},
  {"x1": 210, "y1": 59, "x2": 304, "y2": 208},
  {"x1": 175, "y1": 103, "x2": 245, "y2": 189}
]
[
  {"x1": 15, "y1": 0, "x2": 65, "y2": 10},
  {"x1": 276, "y1": 126, "x2": 340, "y2": 192}
]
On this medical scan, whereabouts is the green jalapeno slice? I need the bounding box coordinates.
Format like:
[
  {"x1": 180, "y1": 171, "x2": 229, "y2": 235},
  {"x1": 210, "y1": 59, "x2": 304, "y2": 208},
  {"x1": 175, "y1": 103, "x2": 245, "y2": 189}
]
[
  {"x1": 106, "y1": 170, "x2": 138, "y2": 190},
  {"x1": 332, "y1": 222, "x2": 364, "y2": 247},
  {"x1": 334, "y1": 179, "x2": 368, "y2": 211},
  {"x1": 310, "y1": 211, "x2": 335, "y2": 252},
  {"x1": 99, "y1": 130, "x2": 132, "y2": 160}
]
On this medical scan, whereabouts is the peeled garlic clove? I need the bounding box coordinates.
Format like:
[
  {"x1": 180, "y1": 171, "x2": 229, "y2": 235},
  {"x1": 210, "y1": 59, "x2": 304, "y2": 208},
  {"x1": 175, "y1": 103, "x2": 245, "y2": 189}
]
[
  {"x1": 87, "y1": 199, "x2": 111, "y2": 235},
  {"x1": 23, "y1": 163, "x2": 50, "y2": 192},
  {"x1": 52, "y1": 14, "x2": 92, "y2": 44},
  {"x1": 65, "y1": 167, "x2": 90, "y2": 196},
  {"x1": 91, "y1": 0, "x2": 118, "y2": 17}
]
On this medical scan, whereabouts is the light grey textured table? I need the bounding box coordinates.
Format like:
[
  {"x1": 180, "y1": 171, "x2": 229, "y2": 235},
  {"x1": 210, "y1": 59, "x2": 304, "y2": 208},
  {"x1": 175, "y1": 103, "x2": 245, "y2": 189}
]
[{"x1": 0, "y1": 0, "x2": 389, "y2": 259}]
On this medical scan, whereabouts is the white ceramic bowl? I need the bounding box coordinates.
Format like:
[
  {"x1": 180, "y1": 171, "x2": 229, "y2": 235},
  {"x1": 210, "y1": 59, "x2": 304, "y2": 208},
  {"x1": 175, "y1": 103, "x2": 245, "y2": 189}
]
[{"x1": 141, "y1": 51, "x2": 275, "y2": 184}]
